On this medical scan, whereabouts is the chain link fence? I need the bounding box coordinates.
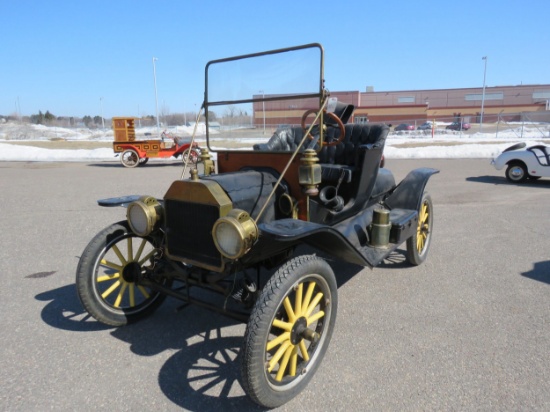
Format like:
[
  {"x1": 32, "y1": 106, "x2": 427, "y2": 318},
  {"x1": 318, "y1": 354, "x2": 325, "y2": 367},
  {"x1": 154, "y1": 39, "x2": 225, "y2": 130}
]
[{"x1": 378, "y1": 111, "x2": 550, "y2": 138}]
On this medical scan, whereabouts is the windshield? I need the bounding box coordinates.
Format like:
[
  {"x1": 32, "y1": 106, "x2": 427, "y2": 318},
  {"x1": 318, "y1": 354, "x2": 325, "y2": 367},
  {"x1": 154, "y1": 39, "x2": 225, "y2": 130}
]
[{"x1": 204, "y1": 44, "x2": 324, "y2": 151}]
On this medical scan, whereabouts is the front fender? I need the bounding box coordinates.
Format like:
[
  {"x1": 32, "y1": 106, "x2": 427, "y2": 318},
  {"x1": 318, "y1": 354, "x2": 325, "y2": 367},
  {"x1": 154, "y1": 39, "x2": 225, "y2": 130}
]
[
  {"x1": 384, "y1": 168, "x2": 439, "y2": 211},
  {"x1": 258, "y1": 219, "x2": 371, "y2": 267},
  {"x1": 97, "y1": 195, "x2": 142, "y2": 207}
]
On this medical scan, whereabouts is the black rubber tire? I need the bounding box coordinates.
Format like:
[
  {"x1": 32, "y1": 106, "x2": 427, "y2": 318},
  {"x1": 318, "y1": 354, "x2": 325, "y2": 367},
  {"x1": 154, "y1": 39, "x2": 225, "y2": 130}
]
[
  {"x1": 120, "y1": 149, "x2": 140, "y2": 168},
  {"x1": 505, "y1": 162, "x2": 528, "y2": 183},
  {"x1": 76, "y1": 221, "x2": 170, "y2": 326},
  {"x1": 406, "y1": 192, "x2": 433, "y2": 266},
  {"x1": 139, "y1": 157, "x2": 149, "y2": 166},
  {"x1": 241, "y1": 255, "x2": 337, "y2": 408}
]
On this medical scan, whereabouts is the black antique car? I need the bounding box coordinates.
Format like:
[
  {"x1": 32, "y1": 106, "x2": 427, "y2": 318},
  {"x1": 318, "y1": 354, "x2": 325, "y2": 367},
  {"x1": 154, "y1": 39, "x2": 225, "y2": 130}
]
[{"x1": 76, "y1": 44, "x2": 438, "y2": 408}]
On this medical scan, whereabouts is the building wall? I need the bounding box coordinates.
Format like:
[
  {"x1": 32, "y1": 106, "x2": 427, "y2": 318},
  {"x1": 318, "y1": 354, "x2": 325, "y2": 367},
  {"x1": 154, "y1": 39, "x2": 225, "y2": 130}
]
[
  {"x1": 253, "y1": 84, "x2": 550, "y2": 126},
  {"x1": 356, "y1": 84, "x2": 550, "y2": 123}
]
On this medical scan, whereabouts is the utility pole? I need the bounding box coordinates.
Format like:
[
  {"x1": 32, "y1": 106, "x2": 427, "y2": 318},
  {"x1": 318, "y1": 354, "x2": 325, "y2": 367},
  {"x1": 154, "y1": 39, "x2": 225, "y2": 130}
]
[
  {"x1": 153, "y1": 57, "x2": 160, "y2": 137},
  {"x1": 479, "y1": 56, "x2": 488, "y2": 132}
]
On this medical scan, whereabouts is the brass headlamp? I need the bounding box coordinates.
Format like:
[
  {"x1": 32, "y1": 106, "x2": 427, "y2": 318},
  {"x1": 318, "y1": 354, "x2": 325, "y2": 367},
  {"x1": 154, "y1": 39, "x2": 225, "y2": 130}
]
[{"x1": 126, "y1": 196, "x2": 163, "y2": 236}]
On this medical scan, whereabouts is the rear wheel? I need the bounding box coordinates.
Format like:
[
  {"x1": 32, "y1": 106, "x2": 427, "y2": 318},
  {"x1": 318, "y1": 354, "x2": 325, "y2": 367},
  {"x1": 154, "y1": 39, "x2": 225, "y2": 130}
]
[
  {"x1": 241, "y1": 255, "x2": 337, "y2": 408},
  {"x1": 406, "y1": 192, "x2": 433, "y2": 266},
  {"x1": 120, "y1": 149, "x2": 139, "y2": 168},
  {"x1": 76, "y1": 221, "x2": 170, "y2": 326},
  {"x1": 505, "y1": 162, "x2": 527, "y2": 183}
]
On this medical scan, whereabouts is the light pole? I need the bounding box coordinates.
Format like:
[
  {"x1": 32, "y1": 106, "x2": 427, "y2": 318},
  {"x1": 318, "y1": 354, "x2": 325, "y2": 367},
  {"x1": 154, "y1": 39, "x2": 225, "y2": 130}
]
[
  {"x1": 259, "y1": 90, "x2": 265, "y2": 134},
  {"x1": 152, "y1": 57, "x2": 160, "y2": 137},
  {"x1": 479, "y1": 56, "x2": 488, "y2": 132},
  {"x1": 100, "y1": 97, "x2": 105, "y2": 130}
]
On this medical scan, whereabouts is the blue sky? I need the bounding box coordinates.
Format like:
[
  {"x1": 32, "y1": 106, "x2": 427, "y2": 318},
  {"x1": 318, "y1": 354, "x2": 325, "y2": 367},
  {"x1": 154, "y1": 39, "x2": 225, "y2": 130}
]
[{"x1": 1, "y1": 0, "x2": 549, "y2": 119}]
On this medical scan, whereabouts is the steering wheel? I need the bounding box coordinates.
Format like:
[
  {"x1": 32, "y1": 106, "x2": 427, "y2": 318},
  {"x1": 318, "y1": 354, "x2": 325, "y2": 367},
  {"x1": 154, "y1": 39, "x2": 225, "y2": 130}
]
[{"x1": 301, "y1": 110, "x2": 345, "y2": 147}]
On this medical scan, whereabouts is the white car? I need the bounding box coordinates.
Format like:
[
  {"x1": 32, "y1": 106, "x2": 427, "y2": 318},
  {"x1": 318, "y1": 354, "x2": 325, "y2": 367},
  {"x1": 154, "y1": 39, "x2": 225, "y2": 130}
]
[{"x1": 492, "y1": 142, "x2": 550, "y2": 182}]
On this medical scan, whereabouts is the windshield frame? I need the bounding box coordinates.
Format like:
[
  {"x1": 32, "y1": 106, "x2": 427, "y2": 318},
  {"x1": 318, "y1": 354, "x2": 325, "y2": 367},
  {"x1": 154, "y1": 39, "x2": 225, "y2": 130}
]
[{"x1": 203, "y1": 43, "x2": 325, "y2": 152}]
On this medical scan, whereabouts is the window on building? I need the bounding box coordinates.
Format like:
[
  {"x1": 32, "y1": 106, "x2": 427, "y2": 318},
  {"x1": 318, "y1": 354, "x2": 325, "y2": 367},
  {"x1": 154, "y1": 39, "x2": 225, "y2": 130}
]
[
  {"x1": 397, "y1": 96, "x2": 415, "y2": 103},
  {"x1": 465, "y1": 92, "x2": 503, "y2": 101},
  {"x1": 533, "y1": 91, "x2": 550, "y2": 99},
  {"x1": 355, "y1": 116, "x2": 368, "y2": 124}
]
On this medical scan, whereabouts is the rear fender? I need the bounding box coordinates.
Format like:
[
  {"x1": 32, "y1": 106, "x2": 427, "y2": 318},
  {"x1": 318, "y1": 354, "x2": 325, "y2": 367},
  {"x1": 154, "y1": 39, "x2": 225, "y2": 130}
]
[{"x1": 384, "y1": 168, "x2": 439, "y2": 211}]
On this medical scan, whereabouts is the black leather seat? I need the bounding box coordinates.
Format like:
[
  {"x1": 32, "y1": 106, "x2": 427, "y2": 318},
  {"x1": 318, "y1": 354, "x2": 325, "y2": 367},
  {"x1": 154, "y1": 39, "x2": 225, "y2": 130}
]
[{"x1": 254, "y1": 123, "x2": 388, "y2": 186}]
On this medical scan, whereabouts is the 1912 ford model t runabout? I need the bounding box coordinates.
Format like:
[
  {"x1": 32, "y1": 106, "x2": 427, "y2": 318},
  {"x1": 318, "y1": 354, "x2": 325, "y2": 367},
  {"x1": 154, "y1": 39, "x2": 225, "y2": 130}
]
[{"x1": 76, "y1": 44, "x2": 438, "y2": 408}]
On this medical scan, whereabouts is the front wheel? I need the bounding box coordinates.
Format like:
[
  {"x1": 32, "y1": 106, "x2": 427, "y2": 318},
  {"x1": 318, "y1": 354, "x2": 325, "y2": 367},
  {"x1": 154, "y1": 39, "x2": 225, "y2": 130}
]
[
  {"x1": 406, "y1": 192, "x2": 433, "y2": 265},
  {"x1": 76, "y1": 221, "x2": 170, "y2": 326},
  {"x1": 182, "y1": 148, "x2": 201, "y2": 165},
  {"x1": 241, "y1": 255, "x2": 337, "y2": 408}
]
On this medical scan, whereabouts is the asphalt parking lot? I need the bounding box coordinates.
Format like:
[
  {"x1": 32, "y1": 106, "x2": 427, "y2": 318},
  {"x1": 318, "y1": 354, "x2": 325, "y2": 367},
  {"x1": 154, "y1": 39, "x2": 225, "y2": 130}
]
[{"x1": 1, "y1": 158, "x2": 550, "y2": 411}]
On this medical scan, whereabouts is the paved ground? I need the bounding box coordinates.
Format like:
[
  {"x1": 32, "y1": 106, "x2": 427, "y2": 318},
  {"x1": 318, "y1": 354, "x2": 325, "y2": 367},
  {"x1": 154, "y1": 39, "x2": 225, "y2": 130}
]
[{"x1": 1, "y1": 158, "x2": 550, "y2": 411}]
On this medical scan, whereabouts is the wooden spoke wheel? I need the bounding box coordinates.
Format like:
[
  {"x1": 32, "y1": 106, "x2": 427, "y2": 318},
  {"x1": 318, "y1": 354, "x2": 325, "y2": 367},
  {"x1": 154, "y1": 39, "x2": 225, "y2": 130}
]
[
  {"x1": 120, "y1": 149, "x2": 140, "y2": 168},
  {"x1": 241, "y1": 255, "x2": 337, "y2": 408},
  {"x1": 76, "y1": 221, "x2": 170, "y2": 326},
  {"x1": 406, "y1": 192, "x2": 433, "y2": 265}
]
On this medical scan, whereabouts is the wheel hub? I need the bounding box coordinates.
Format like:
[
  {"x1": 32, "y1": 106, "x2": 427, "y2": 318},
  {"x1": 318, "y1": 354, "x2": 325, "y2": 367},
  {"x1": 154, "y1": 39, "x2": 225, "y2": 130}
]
[
  {"x1": 511, "y1": 167, "x2": 522, "y2": 177},
  {"x1": 122, "y1": 261, "x2": 141, "y2": 283},
  {"x1": 290, "y1": 317, "x2": 308, "y2": 345}
]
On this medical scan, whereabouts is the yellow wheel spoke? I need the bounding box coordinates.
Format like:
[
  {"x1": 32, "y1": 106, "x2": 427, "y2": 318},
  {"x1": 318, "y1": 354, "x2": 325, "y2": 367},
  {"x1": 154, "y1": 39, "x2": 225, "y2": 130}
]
[
  {"x1": 302, "y1": 281, "x2": 316, "y2": 312},
  {"x1": 137, "y1": 285, "x2": 150, "y2": 299},
  {"x1": 97, "y1": 273, "x2": 120, "y2": 282},
  {"x1": 289, "y1": 345, "x2": 298, "y2": 377},
  {"x1": 113, "y1": 282, "x2": 128, "y2": 307},
  {"x1": 299, "y1": 340, "x2": 310, "y2": 361},
  {"x1": 111, "y1": 244, "x2": 127, "y2": 265},
  {"x1": 420, "y1": 203, "x2": 427, "y2": 223},
  {"x1": 129, "y1": 284, "x2": 135, "y2": 307},
  {"x1": 305, "y1": 292, "x2": 323, "y2": 318},
  {"x1": 307, "y1": 310, "x2": 325, "y2": 325},
  {"x1": 275, "y1": 345, "x2": 295, "y2": 381},
  {"x1": 101, "y1": 280, "x2": 121, "y2": 299},
  {"x1": 272, "y1": 319, "x2": 293, "y2": 332},
  {"x1": 127, "y1": 238, "x2": 134, "y2": 262},
  {"x1": 100, "y1": 259, "x2": 123, "y2": 271},
  {"x1": 134, "y1": 238, "x2": 147, "y2": 262},
  {"x1": 138, "y1": 249, "x2": 156, "y2": 266},
  {"x1": 268, "y1": 340, "x2": 291, "y2": 372},
  {"x1": 283, "y1": 297, "x2": 296, "y2": 323},
  {"x1": 416, "y1": 202, "x2": 429, "y2": 252},
  {"x1": 267, "y1": 331, "x2": 290, "y2": 351},
  {"x1": 294, "y1": 283, "x2": 303, "y2": 317}
]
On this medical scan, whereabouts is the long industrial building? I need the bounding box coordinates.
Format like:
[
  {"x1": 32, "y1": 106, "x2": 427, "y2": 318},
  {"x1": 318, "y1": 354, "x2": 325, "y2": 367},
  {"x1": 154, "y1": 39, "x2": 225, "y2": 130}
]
[{"x1": 254, "y1": 84, "x2": 550, "y2": 126}]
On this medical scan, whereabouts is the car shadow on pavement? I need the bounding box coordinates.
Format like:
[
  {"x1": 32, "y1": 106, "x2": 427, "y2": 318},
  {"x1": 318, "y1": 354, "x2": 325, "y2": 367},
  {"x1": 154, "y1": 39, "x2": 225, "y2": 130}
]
[
  {"x1": 521, "y1": 260, "x2": 550, "y2": 285},
  {"x1": 467, "y1": 175, "x2": 550, "y2": 188},
  {"x1": 35, "y1": 284, "x2": 265, "y2": 410},
  {"x1": 110, "y1": 303, "x2": 265, "y2": 411},
  {"x1": 35, "y1": 284, "x2": 113, "y2": 332}
]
